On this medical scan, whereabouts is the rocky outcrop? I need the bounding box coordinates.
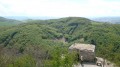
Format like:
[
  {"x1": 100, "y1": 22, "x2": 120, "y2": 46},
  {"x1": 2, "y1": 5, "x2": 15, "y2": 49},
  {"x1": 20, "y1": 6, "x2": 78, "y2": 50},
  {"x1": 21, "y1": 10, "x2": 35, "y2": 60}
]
[{"x1": 69, "y1": 43, "x2": 95, "y2": 62}]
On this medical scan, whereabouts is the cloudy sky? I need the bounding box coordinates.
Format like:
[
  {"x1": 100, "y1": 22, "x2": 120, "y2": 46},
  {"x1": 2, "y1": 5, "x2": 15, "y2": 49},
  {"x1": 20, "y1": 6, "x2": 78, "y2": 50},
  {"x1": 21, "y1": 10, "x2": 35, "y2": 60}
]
[{"x1": 0, "y1": 0, "x2": 120, "y2": 17}]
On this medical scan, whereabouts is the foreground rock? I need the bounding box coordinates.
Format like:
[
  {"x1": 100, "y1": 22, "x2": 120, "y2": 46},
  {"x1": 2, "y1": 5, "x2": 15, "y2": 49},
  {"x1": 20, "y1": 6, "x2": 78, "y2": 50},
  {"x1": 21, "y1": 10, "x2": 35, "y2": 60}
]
[
  {"x1": 69, "y1": 43, "x2": 95, "y2": 62},
  {"x1": 69, "y1": 43, "x2": 115, "y2": 67}
]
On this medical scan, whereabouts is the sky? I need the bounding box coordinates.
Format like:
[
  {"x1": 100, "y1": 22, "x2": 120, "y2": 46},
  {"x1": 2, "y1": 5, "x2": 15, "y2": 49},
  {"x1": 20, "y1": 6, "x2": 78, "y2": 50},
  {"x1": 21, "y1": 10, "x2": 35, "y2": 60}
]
[{"x1": 0, "y1": 0, "x2": 120, "y2": 17}]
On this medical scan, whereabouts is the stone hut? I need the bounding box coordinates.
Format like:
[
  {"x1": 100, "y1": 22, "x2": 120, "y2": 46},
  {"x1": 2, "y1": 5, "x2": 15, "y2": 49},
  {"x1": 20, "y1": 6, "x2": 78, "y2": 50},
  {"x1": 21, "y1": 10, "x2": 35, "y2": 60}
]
[{"x1": 69, "y1": 43, "x2": 95, "y2": 62}]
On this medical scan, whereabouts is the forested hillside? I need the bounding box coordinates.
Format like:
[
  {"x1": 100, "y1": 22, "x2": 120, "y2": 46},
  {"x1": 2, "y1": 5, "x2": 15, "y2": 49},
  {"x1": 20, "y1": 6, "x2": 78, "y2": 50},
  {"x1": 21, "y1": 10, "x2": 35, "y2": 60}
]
[
  {"x1": 0, "y1": 17, "x2": 120, "y2": 67},
  {"x1": 0, "y1": 17, "x2": 22, "y2": 26}
]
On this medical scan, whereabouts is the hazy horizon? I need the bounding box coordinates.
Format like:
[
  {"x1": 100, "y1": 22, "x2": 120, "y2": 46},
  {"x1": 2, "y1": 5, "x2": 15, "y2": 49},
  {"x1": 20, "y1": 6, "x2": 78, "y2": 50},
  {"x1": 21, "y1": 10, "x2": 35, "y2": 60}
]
[{"x1": 0, "y1": 0, "x2": 120, "y2": 17}]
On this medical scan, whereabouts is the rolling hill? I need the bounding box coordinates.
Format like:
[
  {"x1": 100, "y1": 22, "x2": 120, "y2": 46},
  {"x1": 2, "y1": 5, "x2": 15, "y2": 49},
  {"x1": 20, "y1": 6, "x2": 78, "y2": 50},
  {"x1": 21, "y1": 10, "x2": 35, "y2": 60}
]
[
  {"x1": 0, "y1": 17, "x2": 120, "y2": 67},
  {"x1": 0, "y1": 16, "x2": 22, "y2": 26}
]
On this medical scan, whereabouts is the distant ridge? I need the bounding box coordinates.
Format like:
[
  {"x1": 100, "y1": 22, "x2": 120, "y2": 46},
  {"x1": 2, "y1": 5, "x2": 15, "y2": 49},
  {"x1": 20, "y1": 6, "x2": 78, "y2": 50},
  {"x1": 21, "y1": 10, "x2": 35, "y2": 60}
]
[
  {"x1": 91, "y1": 17, "x2": 120, "y2": 24},
  {"x1": 0, "y1": 16, "x2": 22, "y2": 26},
  {"x1": 3, "y1": 16, "x2": 59, "y2": 20}
]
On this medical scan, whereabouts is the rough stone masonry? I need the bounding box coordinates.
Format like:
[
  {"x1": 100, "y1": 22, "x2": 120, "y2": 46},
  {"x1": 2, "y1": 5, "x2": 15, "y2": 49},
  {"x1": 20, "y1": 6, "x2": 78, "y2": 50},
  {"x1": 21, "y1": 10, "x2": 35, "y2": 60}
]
[{"x1": 69, "y1": 43, "x2": 95, "y2": 62}]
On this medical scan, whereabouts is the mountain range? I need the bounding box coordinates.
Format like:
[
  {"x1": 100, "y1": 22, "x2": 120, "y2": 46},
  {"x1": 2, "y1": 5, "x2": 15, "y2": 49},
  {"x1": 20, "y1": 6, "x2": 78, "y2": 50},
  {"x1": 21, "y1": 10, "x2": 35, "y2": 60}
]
[
  {"x1": 0, "y1": 16, "x2": 120, "y2": 67},
  {"x1": 91, "y1": 17, "x2": 120, "y2": 24},
  {"x1": 2, "y1": 16, "x2": 120, "y2": 24}
]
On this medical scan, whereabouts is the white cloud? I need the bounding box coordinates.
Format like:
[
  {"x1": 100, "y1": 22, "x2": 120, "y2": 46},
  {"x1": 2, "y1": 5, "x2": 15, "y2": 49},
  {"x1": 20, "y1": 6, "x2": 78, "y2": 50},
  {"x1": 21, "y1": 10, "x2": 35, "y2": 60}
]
[{"x1": 0, "y1": 0, "x2": 120, "y2": 17}]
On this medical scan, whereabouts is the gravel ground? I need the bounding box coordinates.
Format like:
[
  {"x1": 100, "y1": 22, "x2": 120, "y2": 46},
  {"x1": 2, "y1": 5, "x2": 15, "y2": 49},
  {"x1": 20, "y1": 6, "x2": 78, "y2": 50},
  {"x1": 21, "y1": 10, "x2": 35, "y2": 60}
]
[
  {"x1": 74, "y1": 62, "x2": 114, "y2": 67},
  {"x1": 74, "y1": 62, "x2": 101, "y2": 67}
]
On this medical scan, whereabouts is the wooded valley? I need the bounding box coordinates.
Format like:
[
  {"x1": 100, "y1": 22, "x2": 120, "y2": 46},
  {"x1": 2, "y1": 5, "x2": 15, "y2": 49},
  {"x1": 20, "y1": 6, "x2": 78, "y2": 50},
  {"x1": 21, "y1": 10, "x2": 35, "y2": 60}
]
[{"x1": 0, "y1": 17, "x2": 120, "y2": 67}]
